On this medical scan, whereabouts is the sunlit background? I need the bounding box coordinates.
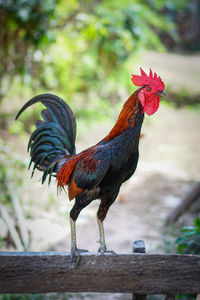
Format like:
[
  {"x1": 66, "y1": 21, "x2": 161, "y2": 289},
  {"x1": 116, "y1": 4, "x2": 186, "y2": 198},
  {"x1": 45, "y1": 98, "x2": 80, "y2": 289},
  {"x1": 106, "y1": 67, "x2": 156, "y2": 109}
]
[{"x1": 0, "y1": 0, "x2": 200, "y2": 299}]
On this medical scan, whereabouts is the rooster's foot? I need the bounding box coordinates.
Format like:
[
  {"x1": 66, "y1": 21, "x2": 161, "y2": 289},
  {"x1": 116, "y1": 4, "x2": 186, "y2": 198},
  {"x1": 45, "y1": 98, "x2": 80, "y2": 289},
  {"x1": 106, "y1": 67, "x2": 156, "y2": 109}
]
[
  {"x1": 69, "y1": 247, "x2": 89, "y2": 269},
  {"x1": 98, "y1": 246, "x2": 117, "y2": 256}
]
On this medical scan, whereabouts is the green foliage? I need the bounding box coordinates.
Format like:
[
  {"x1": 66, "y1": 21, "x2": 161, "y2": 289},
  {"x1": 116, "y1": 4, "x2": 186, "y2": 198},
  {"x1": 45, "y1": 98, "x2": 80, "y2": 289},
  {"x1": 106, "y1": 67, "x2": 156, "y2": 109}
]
[
  {"x1": 0, "y1": 0, "x2": 59, "y2": 101},
  {"x1": 176, "y1": 218, "x2": 200, "y2": 255},
  {"x1": 0, "y1": 1, "x2": 176, "y2": 95},
  {"x1": 44, "y1": 0, "x2": 172, "y2": 96},
  {"x1": 0, "y1": 0, "x2": 194, "y2": 131},
  {"x1": 0, "y1": 0, "x2": 57, "y2": 44},
  {"x1": 176, "y1": 295, "x2": 196, "y2": 300}
]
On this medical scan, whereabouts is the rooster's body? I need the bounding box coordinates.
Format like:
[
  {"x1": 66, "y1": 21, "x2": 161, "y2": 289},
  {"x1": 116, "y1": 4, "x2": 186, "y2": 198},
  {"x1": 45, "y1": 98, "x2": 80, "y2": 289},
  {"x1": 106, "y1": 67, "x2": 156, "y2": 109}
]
[{"x1": 16, "y1": 68, "x2": 165, "y2": 267}]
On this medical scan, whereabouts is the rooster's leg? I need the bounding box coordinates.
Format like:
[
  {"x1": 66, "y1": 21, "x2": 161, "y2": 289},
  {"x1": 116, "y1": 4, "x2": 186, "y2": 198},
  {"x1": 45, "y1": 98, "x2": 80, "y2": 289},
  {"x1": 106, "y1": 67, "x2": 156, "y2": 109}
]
[
  {"x1": 97, "y1": 198, "x2": 117, "y2": 255},
  {"x1": 97, "y1": 216, "x2": 107, "y2": 252},
  {"x1": 69, "y1": 217, "x2": 80, "y2": 267},
  {"x1": 69, "y1": 198, "x2": 92, "y2": 268},
  {"x1": 69, "y1": 217, "x2": 88, "y2": 268}
]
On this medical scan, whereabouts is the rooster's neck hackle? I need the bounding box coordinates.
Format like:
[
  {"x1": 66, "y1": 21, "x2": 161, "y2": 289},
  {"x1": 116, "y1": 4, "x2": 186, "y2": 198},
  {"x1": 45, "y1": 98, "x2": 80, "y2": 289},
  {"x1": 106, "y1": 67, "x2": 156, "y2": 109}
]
[{"x1": 104, "y1": 90, "x2": 141, "y2": 142}]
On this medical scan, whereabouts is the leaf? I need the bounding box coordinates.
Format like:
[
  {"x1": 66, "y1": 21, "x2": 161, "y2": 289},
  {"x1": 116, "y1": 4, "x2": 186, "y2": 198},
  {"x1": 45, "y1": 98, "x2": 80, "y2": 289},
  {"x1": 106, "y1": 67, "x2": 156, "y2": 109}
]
[
  {"x1": 177, "y1": 244, "x2": 186, "y2": 253},
  {"x1": 194, "y1": 217, "x2": 200, "y2": 228},
  {"x1": 176, "y1": 237, "x2": 186, "y2": 244},
  {"x1": 182, "y1": 231, "x2": 197, "y2": 238},
  {"x1": 181, "y1": 226, "x2": 195, "y2": 232}
]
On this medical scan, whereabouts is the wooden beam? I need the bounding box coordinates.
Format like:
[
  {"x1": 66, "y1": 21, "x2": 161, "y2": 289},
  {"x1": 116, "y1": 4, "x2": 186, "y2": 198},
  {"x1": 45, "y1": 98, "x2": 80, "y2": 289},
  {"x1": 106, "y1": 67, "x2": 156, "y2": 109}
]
[{"x1": 0, "y1": 252, "x2": 200, "y2": 294}]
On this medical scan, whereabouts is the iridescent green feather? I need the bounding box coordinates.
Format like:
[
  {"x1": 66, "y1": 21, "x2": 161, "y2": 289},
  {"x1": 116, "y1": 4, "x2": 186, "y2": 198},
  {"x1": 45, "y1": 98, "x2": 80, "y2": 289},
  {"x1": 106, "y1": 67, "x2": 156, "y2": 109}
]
[{"x1": 16, "y1": 93, "x2": 76, "y2": 184}]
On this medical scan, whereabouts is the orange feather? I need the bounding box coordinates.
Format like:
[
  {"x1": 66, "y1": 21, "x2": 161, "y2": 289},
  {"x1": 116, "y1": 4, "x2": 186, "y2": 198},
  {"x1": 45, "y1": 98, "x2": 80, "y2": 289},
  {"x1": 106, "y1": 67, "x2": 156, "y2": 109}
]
[
  {"x1": 68, "y1": 175, "x2": 83, "y2": 200},
  {"x1": 104, "y1": 92, "x2": 139, "y2": 141}
]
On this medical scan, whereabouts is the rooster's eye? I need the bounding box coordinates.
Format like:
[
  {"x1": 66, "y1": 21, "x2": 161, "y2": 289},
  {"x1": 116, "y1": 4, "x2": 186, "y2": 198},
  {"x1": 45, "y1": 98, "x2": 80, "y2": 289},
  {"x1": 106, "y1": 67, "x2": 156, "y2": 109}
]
[{"x1": 146, "y1": 87, "x2": 152, "y2": 92}]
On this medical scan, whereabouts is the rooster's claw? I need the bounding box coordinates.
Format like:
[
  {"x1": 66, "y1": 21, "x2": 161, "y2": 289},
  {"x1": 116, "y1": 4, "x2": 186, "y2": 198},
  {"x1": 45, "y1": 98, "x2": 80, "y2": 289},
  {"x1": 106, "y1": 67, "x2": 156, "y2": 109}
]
[
  {"x1": 69, "y1": 247, "x2": 89, "y2": 269},
  {"x1": 98, "y1": 247, "x2": 117, "y2": 256}
]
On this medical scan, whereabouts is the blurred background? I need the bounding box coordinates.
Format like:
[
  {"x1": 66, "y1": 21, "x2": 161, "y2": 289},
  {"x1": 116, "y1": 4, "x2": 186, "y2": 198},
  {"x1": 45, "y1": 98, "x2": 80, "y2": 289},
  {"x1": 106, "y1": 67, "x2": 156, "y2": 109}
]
[{"x1": 0, "y1": 0, "x2": 200, "y2": 299}]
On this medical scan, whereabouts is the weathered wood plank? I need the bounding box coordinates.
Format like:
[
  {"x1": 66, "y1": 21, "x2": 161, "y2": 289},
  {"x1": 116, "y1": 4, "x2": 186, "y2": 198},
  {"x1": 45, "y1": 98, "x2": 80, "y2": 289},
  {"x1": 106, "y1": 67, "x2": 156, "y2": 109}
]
[{"x1": 0, "y1": 252, "x2": 200, "y2": 294}]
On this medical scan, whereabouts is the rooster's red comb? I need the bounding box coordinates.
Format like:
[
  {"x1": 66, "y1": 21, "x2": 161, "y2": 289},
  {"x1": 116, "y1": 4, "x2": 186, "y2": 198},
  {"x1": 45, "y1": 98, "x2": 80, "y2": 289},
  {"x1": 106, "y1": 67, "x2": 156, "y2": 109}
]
[{"x1": 131, "y1": 68, "x2": 165, "y2": 91}]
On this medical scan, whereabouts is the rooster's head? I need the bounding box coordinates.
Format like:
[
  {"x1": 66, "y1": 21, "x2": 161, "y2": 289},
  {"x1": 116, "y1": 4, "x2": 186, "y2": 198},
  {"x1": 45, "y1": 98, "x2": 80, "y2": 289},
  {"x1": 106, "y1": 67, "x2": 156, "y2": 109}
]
[{"x1": 131, "y1": 68, "x2": 165, "y2": 116}]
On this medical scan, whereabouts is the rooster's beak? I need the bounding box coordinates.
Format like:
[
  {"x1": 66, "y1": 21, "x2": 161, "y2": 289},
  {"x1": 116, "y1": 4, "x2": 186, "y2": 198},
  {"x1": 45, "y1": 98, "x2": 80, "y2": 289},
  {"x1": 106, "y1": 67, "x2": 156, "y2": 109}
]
[{"x1": 156, "y1": 91, "x2": 166, "y2": 97}]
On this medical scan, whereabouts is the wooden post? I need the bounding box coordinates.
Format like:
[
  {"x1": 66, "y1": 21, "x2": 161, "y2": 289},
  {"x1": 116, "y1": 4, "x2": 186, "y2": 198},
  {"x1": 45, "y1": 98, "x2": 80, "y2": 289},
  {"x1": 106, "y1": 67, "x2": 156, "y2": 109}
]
[
  {"x1": 133, "y1": 294, "x2": 147, "y2": 300},
  {"x1": 133, "y1": 240, "x2": 146, "y2": 254},
  {"x1": 132, "y1": 240, "x2": 147, "y2": 300}
]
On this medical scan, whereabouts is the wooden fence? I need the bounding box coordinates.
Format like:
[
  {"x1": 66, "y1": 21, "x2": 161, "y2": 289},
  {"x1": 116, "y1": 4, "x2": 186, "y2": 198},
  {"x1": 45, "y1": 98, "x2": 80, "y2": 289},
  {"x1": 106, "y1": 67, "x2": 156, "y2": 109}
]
[{"x1": 0, "y1": 241, "x2": 200, "y2": 299}]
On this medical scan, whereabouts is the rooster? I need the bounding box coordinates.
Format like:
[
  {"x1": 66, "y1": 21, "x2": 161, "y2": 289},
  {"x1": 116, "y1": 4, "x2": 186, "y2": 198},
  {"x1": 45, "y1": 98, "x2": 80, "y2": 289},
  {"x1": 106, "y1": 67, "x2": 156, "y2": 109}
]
[{"x1": 16, "y1": 68, "x2": 165, "y2": 267}]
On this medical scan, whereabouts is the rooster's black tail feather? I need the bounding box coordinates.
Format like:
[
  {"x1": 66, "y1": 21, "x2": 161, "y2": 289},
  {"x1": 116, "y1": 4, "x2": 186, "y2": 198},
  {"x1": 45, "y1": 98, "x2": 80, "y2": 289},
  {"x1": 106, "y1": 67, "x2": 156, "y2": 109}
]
[{"x1": 16, "y1": 93, "x2": 76, "y2": 184}]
